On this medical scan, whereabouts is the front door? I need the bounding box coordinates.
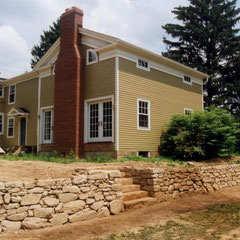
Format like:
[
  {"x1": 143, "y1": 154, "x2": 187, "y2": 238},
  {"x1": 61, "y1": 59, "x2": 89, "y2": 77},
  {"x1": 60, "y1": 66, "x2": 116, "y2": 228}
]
[{"x1": 20, "y1": 117, "x2": 26, "y2": 146}]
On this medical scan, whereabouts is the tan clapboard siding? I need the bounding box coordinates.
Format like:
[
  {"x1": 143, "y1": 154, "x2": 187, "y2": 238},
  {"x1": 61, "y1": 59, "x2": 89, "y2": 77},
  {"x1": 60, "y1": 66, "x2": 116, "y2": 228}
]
[
  {"x1": 40, "y1": 75, "x2": 55, "y2": 108},
  {"x1": 119, "y1": 58, "x2": 202, "y2": 152},
  {"x1": 3, "y1": 78, "x2": 38, "y2": 147},
  {"x1": 85, "y1": 58, "x2": 115, "y2": 99}
]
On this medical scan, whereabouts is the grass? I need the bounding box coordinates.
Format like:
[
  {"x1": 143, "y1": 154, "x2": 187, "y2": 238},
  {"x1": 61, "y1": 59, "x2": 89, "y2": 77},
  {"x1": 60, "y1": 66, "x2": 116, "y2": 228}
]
[
  {"x1": 95, "y1": 202, "x2": 240, "y2": 240},
  {"x1": 0, "y1": 152, "x2": 184, "y2": 166}
]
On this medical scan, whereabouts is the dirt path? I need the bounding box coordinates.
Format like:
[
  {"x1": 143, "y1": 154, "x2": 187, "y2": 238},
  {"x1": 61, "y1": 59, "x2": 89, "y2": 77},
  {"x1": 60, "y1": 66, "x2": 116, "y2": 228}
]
[{"x1": 1, "y1": 187, "x2": 240, "y2": 240}]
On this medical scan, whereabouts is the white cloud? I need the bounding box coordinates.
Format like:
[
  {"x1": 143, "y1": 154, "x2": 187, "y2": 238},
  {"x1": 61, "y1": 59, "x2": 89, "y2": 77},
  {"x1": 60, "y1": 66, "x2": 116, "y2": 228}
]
[
  {"x1": 0, "y1": 0, "x2": 190, "y2": 78},
  {"x1": 0, "y1": 25, "x2": 31, "y2": 78}
]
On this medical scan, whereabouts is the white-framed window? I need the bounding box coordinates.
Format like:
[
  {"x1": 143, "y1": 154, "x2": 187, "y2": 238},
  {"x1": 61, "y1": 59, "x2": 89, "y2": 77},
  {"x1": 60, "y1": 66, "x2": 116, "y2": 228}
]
[
  {"x1": 183, "y1": 76, "x2": 192, "y2": 85},
  {"x1": 8, "y1": 85, "x2": 16, "y2": 104},
  {"x1": 0, "y1": 86, "x2": 4, "y2": 98},
  {"x1": 137, "y1": 99, "x2": 150, "y2": 130},
  {"x1": 85, "y1": 96, "x2": 113, "y2": 143},
  {"x1": 86, "y1": 49, "x2": 98, "y2": 65},
  {"x1": 42, "y1": 109, "x2": 53, "y2": 144},
  {"x1": 184, "y1": 108, "x2": 193, "y2": 115},
  {"x1": 0, "y1": 113, "x2": 4, "y2": 135},
  {"x1": 7, "y1": 117, "x2": 14, "y2": 138},
  {"x1": 137, "y1": 59, "x2": 150, "y2": 71}
]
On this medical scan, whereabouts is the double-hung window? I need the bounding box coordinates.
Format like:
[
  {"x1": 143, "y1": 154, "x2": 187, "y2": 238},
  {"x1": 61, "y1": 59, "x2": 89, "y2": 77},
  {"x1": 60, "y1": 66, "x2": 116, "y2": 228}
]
[
  {"x1": 0, "y1": 113, "x2": 4, "y2": 135},
  {"x1": 7, "y1": 117, "x2": 14, "y2": 138},
  {"x1": 9, "y1": 85, "x2": 16, "y2": 104},
  {"x1": 86, "y1": 98, "x2": 113, "y2": 142},
  {"x1": 42, "y1": 109, "x2": 53, "y2": 144},
  {"x1": 137, "y1": 99, "x2": 150, "y2": 130}
]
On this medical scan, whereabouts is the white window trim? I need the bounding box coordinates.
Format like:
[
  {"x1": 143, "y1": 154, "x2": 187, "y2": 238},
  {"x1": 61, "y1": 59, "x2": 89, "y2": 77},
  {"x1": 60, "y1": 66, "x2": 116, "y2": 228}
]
[
  {"x1": 40, "y1": 106, "x2": 54, "y2": 144},
  {"x1": 136, "y1": 58, "x2": 150, "y2": 71},
  {"x1": 86, "y1": 49, "x2": 98, "y2": 65},
  {"x1": 84, "y1": 95, "x2": 114, "y2": 143},
  {"x1": 0, "y1": 86, "x2": 4, "y2": 98},
  {"x1": 183, "y1": 76, "x2": 193, "y2": 85},
  {"x1": 184, "y1": 108, "x2": 193, "y2": 115},
  {"x1": 137, "y1": 98, "x2": 151, "y2": 131},
  {"x1": 8, "y1": 84, "x2": 16, "y2": 105},
  {"x1": 0, "y1": 113, "x2": 4, "y2": 135},
  {"x1": 7, "y1": 117, "x2": 15, "y2": 138}
]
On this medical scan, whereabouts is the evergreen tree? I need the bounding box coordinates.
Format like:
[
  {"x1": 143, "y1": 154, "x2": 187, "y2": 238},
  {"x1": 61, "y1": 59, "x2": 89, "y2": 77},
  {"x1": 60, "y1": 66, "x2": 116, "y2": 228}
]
[
  {"x1": 30, "y1": 19, "x2": 60, "y2": 68},
  {"x1": 162, "y1": 0, "x2": 240, "y2": 110}
]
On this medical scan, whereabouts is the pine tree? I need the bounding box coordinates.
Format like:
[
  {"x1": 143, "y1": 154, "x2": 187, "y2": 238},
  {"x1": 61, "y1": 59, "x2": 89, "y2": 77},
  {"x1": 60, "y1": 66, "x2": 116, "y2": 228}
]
[
  {"x1": 162, "y1": 0, "x2": 240, "y2": 109},
  {"x1": 30, "y1": 19, "x2": 60, "y2": 68}
]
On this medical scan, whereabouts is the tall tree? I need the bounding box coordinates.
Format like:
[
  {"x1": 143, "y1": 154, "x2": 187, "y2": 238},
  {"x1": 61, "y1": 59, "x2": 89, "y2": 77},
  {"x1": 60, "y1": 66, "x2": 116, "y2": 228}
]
[
  {"x1": 30, "y1": 19, "x2": 60, "y2": 68},
  {"x1": 162, "y1": 0, "x2": 240, "y2": 110}
]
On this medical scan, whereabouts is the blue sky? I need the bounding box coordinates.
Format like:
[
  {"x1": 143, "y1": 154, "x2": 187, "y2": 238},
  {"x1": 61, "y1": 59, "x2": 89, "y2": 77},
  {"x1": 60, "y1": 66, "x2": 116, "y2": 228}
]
[{"x1": 0, "y1": 0, "x2": 239, "y2": 78}]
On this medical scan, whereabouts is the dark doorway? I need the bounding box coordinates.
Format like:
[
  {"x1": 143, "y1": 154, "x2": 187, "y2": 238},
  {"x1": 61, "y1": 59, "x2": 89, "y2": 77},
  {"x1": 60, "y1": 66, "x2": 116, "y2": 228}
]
[{"x1": 20, "y1": 118, "x2": 26, "y2": 146}]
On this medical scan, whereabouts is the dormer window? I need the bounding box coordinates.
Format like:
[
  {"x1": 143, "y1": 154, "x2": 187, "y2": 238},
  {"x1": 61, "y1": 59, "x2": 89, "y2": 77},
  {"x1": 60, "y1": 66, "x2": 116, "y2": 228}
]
[
  {"x1": 86, "y1": 50, "x2": 98, "y2": 65},
  {"x1": 183, "y1": 76, "x2": 192, "y2": 85},
  {"x1": 137, "y1": 59, "x2": 150, "y2": 71}
]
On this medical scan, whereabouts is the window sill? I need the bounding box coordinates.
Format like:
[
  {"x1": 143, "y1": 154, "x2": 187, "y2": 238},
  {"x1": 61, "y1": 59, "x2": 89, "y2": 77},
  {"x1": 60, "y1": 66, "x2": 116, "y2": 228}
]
[{"x1": 137, "y1": 127, "x2": 150, "y2": 131}]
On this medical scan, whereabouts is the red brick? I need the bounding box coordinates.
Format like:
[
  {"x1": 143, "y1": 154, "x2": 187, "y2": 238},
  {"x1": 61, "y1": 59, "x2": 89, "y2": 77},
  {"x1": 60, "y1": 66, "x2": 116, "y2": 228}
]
[{"x1": 54, "y1": 7, "x2": 85, "y2": 158}]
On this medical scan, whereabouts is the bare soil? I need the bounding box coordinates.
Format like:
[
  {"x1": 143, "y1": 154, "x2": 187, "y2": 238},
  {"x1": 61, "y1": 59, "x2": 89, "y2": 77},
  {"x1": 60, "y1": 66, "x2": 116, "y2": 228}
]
[
  {"x1": 0, "y1": 160, "x2": 159, "y2": 182},
  {"x1": 0, "y1": 187, "x2": 240, "y2": 240},
  {"x1": 0, "y1": 156, "x2": 240, "y2": 182}
]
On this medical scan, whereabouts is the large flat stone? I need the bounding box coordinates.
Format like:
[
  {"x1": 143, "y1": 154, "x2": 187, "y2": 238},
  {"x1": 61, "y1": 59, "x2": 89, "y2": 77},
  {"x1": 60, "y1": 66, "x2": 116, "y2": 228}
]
[
  {"x1": 63, "y1": 200, "x2": 85, "y2": 214},
  {"x1": 110, "y1": 200, "x2": 122, "y2": 215},
  {"x1": 7, "y1": 212, "x2": 28, "y2": 221},
  {"x1": 22, "y1": 217, "x2": 49, "y2": 230},
  {"x1": 68, "y1": 209, "x2": 98, "y2": 223},
  {"x1": 43, "y1": 197, "x2": 59, "y2": 207},
  {"x1": 59, "y1": 193, "x2": 78, "y2": 203},
  {"x1": 1, "y1": 220, "x2": 21, "y2": 232},
  {"x1": 21, "y1": 194, "x2": 42, "y2": 206},
  {"x1": 34, "y1": 208, "x2": 54, "y2": 219},
  {"x1": 62, "y1": 186, "x2": 80, "y2": 193},
  {"x1": 50, "y1": 213, "x2": 69, "y2": 226}
]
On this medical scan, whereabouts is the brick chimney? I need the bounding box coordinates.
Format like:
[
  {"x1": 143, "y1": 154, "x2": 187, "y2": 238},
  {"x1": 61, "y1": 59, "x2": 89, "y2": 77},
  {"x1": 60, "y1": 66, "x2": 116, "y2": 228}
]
[{"x1": 54, "y1": 7, "x2": 85, "y2": 158}]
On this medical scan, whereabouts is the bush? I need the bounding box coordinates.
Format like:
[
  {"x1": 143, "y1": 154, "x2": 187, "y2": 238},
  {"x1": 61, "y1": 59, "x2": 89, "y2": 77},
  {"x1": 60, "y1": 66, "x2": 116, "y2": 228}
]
[{"x1": 160, "y1": 108, "x2": 240, "y2": 160}]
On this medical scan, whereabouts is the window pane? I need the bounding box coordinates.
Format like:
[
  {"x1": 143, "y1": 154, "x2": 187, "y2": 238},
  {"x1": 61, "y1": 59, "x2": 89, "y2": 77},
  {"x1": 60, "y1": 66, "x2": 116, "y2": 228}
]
[
  {"x1": 138, "y1": 100, "x2": 149, "y2": 128},
  {"x1": 44, "y1": 111, "x2": 52, "y2": 141},
  {"x1": 90, "y1": 103, "x2": 99, "y2": 138},
  {"x1": 8, "y1": 118, "x2": 14, "y2": 137},
  {"x1": 0, "y1": 115, "x2": 2, "y2": 133},
  {"x1": 9, "y1": 86, "x2": 15, "y2": 103},
  {"x1": 103, "y1": 101, "x2": 112, "y2": 138}
]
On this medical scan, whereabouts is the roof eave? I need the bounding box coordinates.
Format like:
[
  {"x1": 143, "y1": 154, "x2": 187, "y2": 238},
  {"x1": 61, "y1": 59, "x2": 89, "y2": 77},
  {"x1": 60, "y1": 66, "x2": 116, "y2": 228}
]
[{"x1": 97, "y1": 41, "x2": 209, "y2": 80}]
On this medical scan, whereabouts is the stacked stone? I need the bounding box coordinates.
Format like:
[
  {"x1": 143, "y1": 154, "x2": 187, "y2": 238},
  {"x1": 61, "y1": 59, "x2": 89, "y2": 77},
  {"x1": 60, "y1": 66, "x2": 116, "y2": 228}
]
[
  {"x1": 121, "y1": 164, "x2": 240, "y2": 200},
  {"x1": 200, "y1": 165, "x2": 240, "y2": 192},
  {"x1": 0, "y1": 169, "x2": 122, "y2": 233}
]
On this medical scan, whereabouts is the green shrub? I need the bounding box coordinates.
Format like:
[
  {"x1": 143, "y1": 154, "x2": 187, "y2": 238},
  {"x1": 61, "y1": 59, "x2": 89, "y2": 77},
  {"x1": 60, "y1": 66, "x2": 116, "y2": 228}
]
[{"x1": 160, "y1": 108, "x2": 240, "y2": 160}]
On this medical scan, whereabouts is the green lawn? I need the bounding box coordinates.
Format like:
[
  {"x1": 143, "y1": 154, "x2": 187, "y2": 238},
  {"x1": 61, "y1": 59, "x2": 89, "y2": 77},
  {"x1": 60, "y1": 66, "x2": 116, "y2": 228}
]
[
  {"x1": 0, "y1": 152, "x2": 184, "y2": 166},
  {"x1": 96, "y1": 203, "x2": 240, "y2": 240}
]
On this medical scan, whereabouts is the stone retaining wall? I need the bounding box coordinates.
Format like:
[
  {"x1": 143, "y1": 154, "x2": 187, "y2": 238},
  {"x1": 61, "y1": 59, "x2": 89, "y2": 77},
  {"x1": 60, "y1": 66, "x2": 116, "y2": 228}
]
[
  {"x1": 121, "y1": 164, "x2": 240, "y2": 199},
  {"x1": 0, "y1": 169, "x2": 122, "y2": 233}
]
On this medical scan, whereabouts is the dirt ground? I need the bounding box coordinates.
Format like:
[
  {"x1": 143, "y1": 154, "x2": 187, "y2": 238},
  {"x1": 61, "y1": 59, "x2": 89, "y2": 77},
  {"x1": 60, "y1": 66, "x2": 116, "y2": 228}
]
[
  {"x1": 0, "y1": 160, "x2": 161, "y2": 182},
  {"x1": 0, "y1": 156, "x2": 240, "y2": 182},
  {"x1": 1, "y1": 187, "x2": 240, "y2": 240}
]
